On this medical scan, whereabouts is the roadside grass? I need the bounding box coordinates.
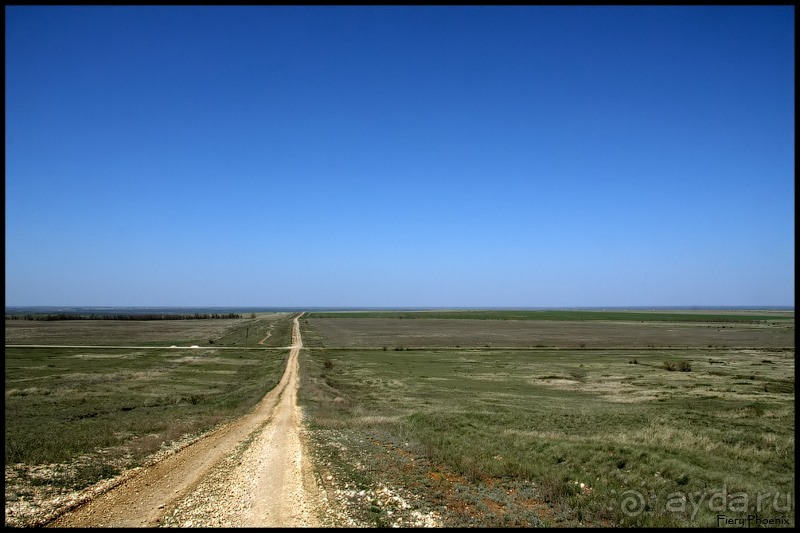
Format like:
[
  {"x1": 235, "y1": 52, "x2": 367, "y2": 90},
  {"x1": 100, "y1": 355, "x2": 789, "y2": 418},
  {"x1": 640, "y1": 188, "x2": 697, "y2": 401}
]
[
  {"x1": 4, "y1": 345, "x2": 288, "y2": 523},
  {"x1": 5, "y1": 347, "x2": 288, "y2": 465},
  {"x1": 299, "y1": 346, "x2": 794, "y2": 527}
]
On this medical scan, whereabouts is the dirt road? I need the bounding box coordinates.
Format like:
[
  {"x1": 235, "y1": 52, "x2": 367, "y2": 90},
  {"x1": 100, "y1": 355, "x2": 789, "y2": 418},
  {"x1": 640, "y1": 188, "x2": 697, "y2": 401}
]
[{"x1": 49, "y1": 313, "x2": 329, "y2": 527}]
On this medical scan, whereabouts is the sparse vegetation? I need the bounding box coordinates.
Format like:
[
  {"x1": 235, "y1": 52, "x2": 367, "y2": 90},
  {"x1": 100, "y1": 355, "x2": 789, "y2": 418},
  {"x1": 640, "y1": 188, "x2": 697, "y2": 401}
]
[
  {"x1": 5, "y1": 312, "x2": 295, "y2": 348},
  {"x1": 4, "y1": 314, "x2": 294, "y2": 526},
  {"x1": 299, "y1": 311, "x2": 794, "y2": 527},
  {"x1": 305, "y1": 309, "x2": 793, "y2": 323},
  {"x1": 5, "y1": 309, "x2": 793, "y2": 528},
  {"x1": 5, "y1": 312, "x2": 242, "y2": 321},
  {"x1": 663, "y1": 360, "x2": 692, "y2": 372},
  {"x1": 303, "y1": 316, "x2": 793, "y2": 350},
  {"x1": 5, "y1": 346, "x2": 288, "y2": 466}
]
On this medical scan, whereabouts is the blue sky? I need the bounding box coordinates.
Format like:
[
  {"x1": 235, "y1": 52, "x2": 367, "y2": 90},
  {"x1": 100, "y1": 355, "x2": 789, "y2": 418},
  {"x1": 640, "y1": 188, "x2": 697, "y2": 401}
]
[{"x1": 5, "y1": 6, "x2": 794, "y2": 307}]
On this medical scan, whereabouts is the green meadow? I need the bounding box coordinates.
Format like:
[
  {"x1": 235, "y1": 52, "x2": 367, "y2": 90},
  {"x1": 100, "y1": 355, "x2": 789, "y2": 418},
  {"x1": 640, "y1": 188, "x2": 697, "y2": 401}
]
[
  {"x1": 4, "y1": 313, "x2": 293, "y2": 521},
  {"x1": 298, "y1": 312, "x2": 794, "y2": 527},
  {"x1": 306, "y1": 309, "x2": 794, "y2": 323},
  {"x1": 4, "y1": 310, "x2": 793, "y2": 527}
]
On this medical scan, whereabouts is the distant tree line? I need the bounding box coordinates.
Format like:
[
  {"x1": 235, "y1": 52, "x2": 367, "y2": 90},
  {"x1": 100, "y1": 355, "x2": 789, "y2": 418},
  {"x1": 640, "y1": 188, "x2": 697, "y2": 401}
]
[{"x1": 5, "y1": 313, "x2": 242, "y2": 321}]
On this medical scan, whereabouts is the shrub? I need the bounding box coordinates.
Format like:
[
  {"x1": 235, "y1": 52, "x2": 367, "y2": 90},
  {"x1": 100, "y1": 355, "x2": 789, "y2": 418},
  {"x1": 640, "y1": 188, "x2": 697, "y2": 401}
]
[
  {"x1": 569, "y1": 368, "x2": 587, "y2": 382},
  {"x1": 184, "y1": 394, "x2": 201, "y2": 405},
  {"x1": 323, "y1": 359, "x2": 334, "y2": 370},
  {"x1": 663, "y1": 360, "x2": 691, "y2": 372}
]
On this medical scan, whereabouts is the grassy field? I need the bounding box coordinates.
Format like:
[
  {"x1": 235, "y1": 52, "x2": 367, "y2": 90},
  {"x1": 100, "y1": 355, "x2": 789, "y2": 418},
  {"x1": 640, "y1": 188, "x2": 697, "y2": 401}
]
[
  {"x1": 4, "y1": 312, "x2": 294, "y2": 348},
  {"x1": 303, "y1": 316, "x2": 794, "y2": 350},
  {"x1": 306, "y1": 309, "x2": 794, "y2": 322},
  {"x1": 5, "y1": 310, "x2": 793, "y2": 527},
  {"x1": 298, "y1": 311, "x2": 794, "y2": 527},
  {"x1": 4, "y1": 313, "x2": 295, "y2": 526}
]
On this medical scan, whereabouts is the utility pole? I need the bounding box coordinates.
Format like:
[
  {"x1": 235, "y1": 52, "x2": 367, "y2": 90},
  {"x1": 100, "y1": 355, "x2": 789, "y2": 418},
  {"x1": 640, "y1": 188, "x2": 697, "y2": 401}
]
[{"x1": 246, "y1": 326, "x2": 249, "y2": 349}]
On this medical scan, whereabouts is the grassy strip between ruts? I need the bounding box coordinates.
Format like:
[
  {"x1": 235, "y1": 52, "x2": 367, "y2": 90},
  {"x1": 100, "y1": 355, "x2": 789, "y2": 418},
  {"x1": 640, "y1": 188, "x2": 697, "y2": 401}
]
[
  {"x1": 306, "y1": 310, "x2": 793, "y2": 322},
  {"x1": 298, "y1": 345, "x2": 794, "y2": 527}
]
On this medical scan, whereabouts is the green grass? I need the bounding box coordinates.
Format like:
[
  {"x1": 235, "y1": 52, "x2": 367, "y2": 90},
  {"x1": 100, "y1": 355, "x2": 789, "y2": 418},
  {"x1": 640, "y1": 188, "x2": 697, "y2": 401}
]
[
  {"x1": 299, "y1": 346, "x2": 794, "y2": 527},
  {"x1": 5, "y1": 345, "x2": 287, "y2": 505},
  {"x1": 4, "y1": 312, "x2": 296, "y2": 347},
  {"x1": 212, "y1": 312, "x2": 296, "y2": 348},
  {"x1": 5, "y1": 314, "x2": 296, "y2": 526},
  {"x1": 5, "y1": 310, "x2": 792, "y2": 527},
  {"x1": 306, "y1": 309, "x2": 793, "y2": 323},
  {"x1": 303, "y1": 316, "x2": 794, "y2": 350}
]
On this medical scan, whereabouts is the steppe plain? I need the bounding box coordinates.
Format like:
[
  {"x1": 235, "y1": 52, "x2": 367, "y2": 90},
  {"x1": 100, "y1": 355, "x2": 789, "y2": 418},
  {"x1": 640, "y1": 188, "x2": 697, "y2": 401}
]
[{"x1": 5, "y1": 309, "x2": 794, "y2": 527}]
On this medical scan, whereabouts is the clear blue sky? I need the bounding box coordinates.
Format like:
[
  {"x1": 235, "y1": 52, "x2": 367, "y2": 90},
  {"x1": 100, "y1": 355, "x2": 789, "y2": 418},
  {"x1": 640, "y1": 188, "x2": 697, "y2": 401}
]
[{"x1": 5, "y1": 6, "x2": 795, "y2": 308}]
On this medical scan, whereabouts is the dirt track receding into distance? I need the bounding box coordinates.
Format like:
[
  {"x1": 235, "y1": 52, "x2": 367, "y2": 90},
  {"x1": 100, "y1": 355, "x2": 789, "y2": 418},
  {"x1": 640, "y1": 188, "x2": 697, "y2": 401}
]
[{"x1": 50, "y1": 313, "x2": 329, "y2": 527}]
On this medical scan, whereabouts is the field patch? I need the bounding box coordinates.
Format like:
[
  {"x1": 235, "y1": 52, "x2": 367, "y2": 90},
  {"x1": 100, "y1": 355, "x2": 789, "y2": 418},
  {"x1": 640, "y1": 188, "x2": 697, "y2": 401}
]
[
  {"x1": 4, "y1": 336, "x2": 289, "y2": 526},
  {"x1": 300, "y1": 340, "x2": 794, "y2": 527},
  {"x1": 4, "y1": 312, "x2": 294, "y2": 347},
  {"x1": 304, "y1": 317, "x2": 793, "y2": 349},
  {"x1": 306, "y1": 309, "x2": 794, "y2": 322}
]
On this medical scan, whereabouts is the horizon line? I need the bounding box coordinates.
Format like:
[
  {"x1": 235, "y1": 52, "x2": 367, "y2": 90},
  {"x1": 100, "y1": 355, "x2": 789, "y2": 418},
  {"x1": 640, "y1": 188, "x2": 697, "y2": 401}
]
[{"x1": 5, "y1": 305, "x2": 795, "y2": 311}]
